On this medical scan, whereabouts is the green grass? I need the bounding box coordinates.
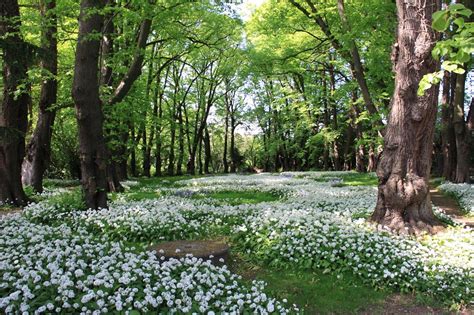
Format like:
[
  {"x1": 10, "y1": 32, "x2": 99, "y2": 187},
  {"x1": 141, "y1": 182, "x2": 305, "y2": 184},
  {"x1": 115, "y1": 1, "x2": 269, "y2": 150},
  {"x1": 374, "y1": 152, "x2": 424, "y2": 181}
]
[
  {"x1": 229, "y1": 256, "x2": 389, "y2": 314},
  {"x1": 309, "y1": 172, "x2": 378, "y2": 187},
  {"x1": 192, "y1": 190, "x2": 281, "y2": 205},
  {"x1": 132, "y1": 175, "x2": 207, "y2": 190}
]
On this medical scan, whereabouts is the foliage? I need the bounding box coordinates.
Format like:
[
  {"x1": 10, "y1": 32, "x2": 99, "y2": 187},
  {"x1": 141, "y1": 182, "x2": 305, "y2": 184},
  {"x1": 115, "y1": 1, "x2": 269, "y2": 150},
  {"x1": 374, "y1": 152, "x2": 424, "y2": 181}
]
[{"x1": 418, "y1": 4, "x2": 473, "y2": 95}]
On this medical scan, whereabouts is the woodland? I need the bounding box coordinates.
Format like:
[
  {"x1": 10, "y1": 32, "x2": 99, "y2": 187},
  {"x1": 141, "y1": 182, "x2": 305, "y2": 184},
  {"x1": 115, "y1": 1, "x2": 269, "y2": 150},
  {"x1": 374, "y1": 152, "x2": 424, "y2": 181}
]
[{"x1": 0, "y1": 0, "x2": 473, "y2": 313}]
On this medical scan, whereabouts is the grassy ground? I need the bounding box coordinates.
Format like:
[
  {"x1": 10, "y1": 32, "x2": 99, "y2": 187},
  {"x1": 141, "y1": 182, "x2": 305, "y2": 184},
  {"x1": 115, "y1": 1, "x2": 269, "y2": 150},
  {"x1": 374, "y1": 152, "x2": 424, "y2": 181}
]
[
  {"x1": 2, "y1": 172, "x2": 464, "y2": 313},
  {"x1": 229, "y1": 254, "x2": 389, "y2": 314},
  {"x1": 310, "y1": 172, "x2": 378, "y2": 187}
]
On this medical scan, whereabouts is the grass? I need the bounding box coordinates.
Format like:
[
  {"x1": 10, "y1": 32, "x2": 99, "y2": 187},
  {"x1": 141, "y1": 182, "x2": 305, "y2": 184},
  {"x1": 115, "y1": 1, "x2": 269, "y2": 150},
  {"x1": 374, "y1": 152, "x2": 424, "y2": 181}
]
[
  {"x1": 229, "y1": 255, "x2": 389, "y2": 314},
  {"x1": 192, "y1": 190, "x2": 282, "y2": 205},
  {"x1": 309, "y1": 172, "x2": 378, "y2": 187}
]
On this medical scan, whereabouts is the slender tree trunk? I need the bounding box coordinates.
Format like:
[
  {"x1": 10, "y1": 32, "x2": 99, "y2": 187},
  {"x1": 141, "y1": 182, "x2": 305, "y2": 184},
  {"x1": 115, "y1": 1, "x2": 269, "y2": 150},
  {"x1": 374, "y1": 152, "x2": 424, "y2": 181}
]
[
  {"x1": 329, "y1": 62, "x2": 341, "y2": 170},
  {"x1": 0, "y1": 0, "x2": 30, "y2": 206},
  {"x1": 441, "y1": 71, "x2": 456, "y2": 180},
  {"x1": 223, "y1": 111, "x2": 229, "y2": 173},
  {"x1": 322, "y1": 75, "x2": 330, "y2": 170},
  {"x1": 22, "y1": 0, "x2": 57, "y2": 193},
  {"x1": 204, "y1": 126, "x2": 211, "y2": 174},
  {"x1": 452, "y1": 72, "x2": 470, "y2": 183},
  {"x1": 367, "y1": 144, "x2": 377, "y2": 172},
  {"x1": 371, "y1": 0, "x2": 442, "y2": 235},
  {"x1": 168, "y1": 113, "x2": 176, "y2": 176},
  {"x1": 230, "y1": 119, "x2": 237, "y2": 173},
  {"x1": 130, "y1": 125, "x2": 138, "y2": 177},
  {"x1": 198, "y1": 137, "x2": 203, "y2": 175},
  {"x1": 176, "y1": 103, "x2": 184, "y2": 176},
  {"x1": 72, "y1": 0, "x2": 108, "y2": 210}
]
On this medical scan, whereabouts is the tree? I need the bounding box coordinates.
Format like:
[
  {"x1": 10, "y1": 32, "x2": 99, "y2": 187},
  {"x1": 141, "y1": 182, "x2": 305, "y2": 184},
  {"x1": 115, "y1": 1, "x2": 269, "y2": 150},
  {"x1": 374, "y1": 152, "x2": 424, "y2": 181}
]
[
  {"x1": 0, "y1": 0, "x2": 31, "y2": 206},
  {"x1": 72, "y1": 0, "x2": 108, "y2": 209},
  {"x1": 22, "y1": 0, "x2": 58, "y2": 193},
  {"x1": 371, "y1": 0, "x2": 442, "y2": 234}
]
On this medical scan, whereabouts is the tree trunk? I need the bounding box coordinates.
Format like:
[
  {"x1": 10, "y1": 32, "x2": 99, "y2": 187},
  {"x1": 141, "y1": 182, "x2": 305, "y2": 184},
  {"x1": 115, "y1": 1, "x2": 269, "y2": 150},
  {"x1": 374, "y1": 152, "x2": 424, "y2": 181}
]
[
  {"x1": 371, "y1": 0, "x2": 442, "y2": 235},
  {"x1": 367, "y1": 144, "x2": 377, "y2": 172},
  {"x1": 130, "y1": 125, "x2": 138, "y2": 177},
  {"x1": 223, "y1": 111, "x2": 229, "y2": 173},
  {"x1": 204, "y1": 126, "x2": 211, "y2": 174},
  {"x1": 441, "y1": 71, "x2": 457, "y2": 180},
  {"x1": 0, "y1": 0, "x2": 30, "y2": 206},
  {"x1": 176, "y1": 103, "x2": 184, "y2": 176},
  {"x1": 230, "y1": 119, "x2": 237, "y2": 173},
  {"x1": 452, "y1": 72, "x2": 470, "y2": 183},
  {"x1": 72, "y1": 0, "x2": 108, "y2": 210},
  {"x1": 168, "y1": 114, "x2": 176, "y2": 176},
  {"x1": 329, "y1": 61, "x2": 341, "y2": 170},
  {"x1": 21, "y1": 0, "x2": 57, "y2": 193}
]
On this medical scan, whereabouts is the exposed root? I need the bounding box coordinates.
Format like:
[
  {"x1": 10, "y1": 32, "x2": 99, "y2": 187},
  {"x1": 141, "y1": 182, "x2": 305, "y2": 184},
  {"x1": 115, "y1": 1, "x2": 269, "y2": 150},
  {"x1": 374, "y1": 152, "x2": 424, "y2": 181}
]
[{"x1": 372, "y1": 211, "x2": 444, "y2": 236}]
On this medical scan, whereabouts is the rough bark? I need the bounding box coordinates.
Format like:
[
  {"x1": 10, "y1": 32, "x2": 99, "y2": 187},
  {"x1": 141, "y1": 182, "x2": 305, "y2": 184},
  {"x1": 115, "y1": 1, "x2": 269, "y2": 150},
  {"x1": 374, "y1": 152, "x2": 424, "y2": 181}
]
[
  {"x1": 371, "y1": 0, "x2": 442, "y2": 235},
  {"x1": 21, "y1": 0, "x2": 57, "y2": 193},
  {"x1": 72, "y1": 0, "x2": 108, "y2": 210},
  {"x1": 0, "y1": 0, "x2": 30, "y2": 206}
]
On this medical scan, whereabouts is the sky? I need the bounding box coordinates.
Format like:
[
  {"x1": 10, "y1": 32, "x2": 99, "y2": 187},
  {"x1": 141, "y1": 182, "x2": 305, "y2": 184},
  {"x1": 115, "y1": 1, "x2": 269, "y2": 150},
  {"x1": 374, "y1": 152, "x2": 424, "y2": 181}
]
[{"x1": 234, "y1": 0, "x2": 266, "y2": 21}]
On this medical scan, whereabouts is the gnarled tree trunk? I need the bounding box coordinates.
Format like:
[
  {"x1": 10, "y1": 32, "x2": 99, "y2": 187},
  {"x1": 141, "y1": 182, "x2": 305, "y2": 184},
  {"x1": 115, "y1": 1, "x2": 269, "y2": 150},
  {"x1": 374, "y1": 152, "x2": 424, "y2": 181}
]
[
  {"x1": 72, "y1": 0, "x2": 108, "y2": 210},
  {"x1": 371, "y1": 0, "x2": 442, "y2": 235},
  {"x1": 0, "y1": 0, "x2": 30, "y2": 206}
]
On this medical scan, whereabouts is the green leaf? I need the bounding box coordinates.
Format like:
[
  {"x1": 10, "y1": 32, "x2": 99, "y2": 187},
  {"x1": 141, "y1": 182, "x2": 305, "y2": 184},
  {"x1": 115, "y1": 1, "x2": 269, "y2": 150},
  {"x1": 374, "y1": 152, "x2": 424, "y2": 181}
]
[
  {"x1": 448, "y1": 3, "x2": 465, "y2": 11},
  {"x1": 453, "y1": 17, "x2": 464, "y2": 29},
  {"x1": 432, "y1": 11, "x2": 449, "y2": 32},
  {"x1": 455, "y1": 50, "x2": 470, "y2": 63}
]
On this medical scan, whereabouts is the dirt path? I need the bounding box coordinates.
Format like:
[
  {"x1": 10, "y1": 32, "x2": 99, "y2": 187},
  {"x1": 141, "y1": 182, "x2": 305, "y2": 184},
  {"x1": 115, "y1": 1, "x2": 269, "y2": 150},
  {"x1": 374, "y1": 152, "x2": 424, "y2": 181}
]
[{"x1": 430, "y1": 187, "x2": 474, "y2": 228}]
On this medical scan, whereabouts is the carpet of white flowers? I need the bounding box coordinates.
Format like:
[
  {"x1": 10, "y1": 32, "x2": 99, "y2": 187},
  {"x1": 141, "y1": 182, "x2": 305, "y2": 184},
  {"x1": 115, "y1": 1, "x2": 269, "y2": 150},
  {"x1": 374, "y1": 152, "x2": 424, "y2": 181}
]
[
  {"x1": 1, "y1": 172, "x2": 473, "y2": 313},
  {"x1": 439, "y1": 182, "x2": 474, "y2": 214}
]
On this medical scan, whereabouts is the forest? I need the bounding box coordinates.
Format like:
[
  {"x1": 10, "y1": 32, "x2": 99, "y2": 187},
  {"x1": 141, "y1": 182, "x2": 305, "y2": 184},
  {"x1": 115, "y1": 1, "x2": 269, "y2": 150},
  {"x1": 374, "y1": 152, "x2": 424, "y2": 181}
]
[{"x1": 0, "y1": 0, "x2": 473, "y2": 313}]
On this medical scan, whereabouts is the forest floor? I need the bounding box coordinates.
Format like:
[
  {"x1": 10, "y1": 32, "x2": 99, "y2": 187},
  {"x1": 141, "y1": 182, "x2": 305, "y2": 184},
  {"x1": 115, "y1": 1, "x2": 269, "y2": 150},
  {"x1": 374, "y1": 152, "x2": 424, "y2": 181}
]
[
  {"x1": 1, "y1": 173, "x2": 473, "y2": 314},
  {"x1": 430, "y1": 186, "x2": 474, "y2": 228}
]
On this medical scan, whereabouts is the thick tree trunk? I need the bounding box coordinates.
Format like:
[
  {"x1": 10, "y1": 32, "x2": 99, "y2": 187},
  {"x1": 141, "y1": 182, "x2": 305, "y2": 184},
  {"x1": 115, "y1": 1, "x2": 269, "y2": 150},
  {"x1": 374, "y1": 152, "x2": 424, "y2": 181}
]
[
  {"x1": 0, "y1": 0, "x2": 30, "y2": 206},
  {"x1": 22, "y1": 0, "x2": 57, "y2": 193},
  {"x1": 452, "y1": 72, "x2": 470, "y2": 183},
  {"x1": 72, "y1": 0, "x2": 108, "y2": 210},
  {"x1": 441, "y1": 72, "x2": 457, "y2": 180},
  {"x1": 371, "y1": 0, "x2": 442, "y2": 234}
]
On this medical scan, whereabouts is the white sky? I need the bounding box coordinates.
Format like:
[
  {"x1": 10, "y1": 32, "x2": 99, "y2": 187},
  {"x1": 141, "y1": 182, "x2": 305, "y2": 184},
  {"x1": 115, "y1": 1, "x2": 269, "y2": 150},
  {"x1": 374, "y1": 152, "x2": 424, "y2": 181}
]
[{"x1": 234, "y1": 0, "x2": 266, "y2": 21}]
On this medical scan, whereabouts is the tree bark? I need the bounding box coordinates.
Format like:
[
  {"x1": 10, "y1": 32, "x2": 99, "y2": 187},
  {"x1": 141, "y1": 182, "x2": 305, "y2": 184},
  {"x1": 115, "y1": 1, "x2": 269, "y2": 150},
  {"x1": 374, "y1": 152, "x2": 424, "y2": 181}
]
[
  {"x1": 0, "y1": 0, "x2": 30, "y2": 206},
  {"x1": 21, "y1": 0, "x2": 57, "y2": 193},
  {"x1": 452, "y1": 72, "x2": 470, "y2": 183},
  {"x1": 72, "y1": 0, "x2": 108, "y2": 210},
  {"x1": 371, "y1": 0, "x2": 442, "y2": 235},
  {"x1": 176, "y1": 103, "x2": 184, "y2": 176},
  {"x1": 223, "y1": 110, "x2": 229, "y2": 173},
  {"x1": 441, "y1": 71, "x2": 456, "y2": 180},
  {"x1": 204, "y1": 126, "x2": 211, "y2": 174}
]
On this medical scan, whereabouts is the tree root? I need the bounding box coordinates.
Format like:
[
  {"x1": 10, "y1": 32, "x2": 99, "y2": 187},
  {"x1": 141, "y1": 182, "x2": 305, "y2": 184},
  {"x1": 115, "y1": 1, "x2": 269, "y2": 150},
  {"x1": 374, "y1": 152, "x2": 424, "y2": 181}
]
[{"x1": 372, "y1": 213, "x2": 444, "y2": 236}]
